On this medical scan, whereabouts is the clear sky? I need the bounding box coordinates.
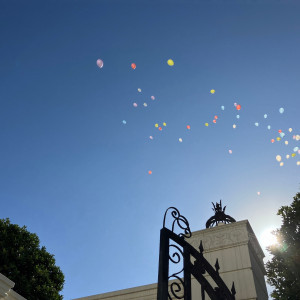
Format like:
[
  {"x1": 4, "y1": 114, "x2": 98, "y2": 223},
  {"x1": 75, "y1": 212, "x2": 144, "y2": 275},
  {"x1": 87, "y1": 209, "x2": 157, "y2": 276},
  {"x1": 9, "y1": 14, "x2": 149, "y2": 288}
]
[{"x1": 1, "y1": 0, "x2": 299, "y2": 299}]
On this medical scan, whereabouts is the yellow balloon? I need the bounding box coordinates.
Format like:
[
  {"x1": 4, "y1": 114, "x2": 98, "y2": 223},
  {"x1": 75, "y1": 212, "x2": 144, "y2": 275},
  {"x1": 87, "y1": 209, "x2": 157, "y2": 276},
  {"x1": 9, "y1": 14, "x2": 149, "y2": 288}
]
[
  {"x1": 205, "y1": 123, "x2": 209, "y2": 126},
  {"x1": 280, "y1": 162, "x2": 284, "y2": 166},
  {"x1": 276, "y1": 155, "x2": 281, "y2": 162},
  {"x1": 167, "y1": 59, "x2": 174, "y2": 66},
  {"x1": 297, "y1": 161, "x2": 300, "y2": 166},
  {"x1": 276, "y1": 137, "x2": 281, "y2": 141},
  {"x1": 210, "y1": 89, "x2": 215, "y2": 94},
  {"x1": 163, "y1": 122, "x2": 167, "y2": 126},
  {"x1": 155, "y1": 123, "x2": 159, "y2": 128},
  {"x1": 285, "y1": 141, "x2": 288, "y2": 145},
  {"x1": 292, "y1": 153, "x2": 296, "y2": 157}
]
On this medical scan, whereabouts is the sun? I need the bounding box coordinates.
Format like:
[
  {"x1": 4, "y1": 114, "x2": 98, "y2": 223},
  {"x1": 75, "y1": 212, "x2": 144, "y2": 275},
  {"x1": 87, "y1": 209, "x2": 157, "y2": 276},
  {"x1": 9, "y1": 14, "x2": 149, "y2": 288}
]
[{"x1": 259, "y1": 227, "x2": 279, "y2": 249}]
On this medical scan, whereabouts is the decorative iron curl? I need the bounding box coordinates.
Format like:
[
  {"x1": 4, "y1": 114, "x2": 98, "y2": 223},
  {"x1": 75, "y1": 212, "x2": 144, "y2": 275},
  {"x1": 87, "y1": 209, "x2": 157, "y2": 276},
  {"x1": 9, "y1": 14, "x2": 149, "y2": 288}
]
[
  {"x1": 163, "y1": 207, "x2": 192, "y2": 238},
  {"x1": 169, "y1": 244, "x2": 183, "y2": 265},
  {"x1": 168, "y1": 275, "x2": 184, "y2": 299}
]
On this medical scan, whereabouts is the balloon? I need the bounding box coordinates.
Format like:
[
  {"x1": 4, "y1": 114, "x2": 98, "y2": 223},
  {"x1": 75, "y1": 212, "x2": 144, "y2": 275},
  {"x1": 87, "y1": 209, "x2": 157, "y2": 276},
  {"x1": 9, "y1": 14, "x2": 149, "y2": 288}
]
[
  {"x1": 143, "y1": 103, "x2": 148, "y2": 107},
  {"x1": 233, "y1": 124, "x2": 236, "y2": 129},
  {"x1": 96, "y1": 59, "x2": 103, "y2": 68},
  {"x1": 280, "y1": 132, "x2": 285, "y2": 138},
  {"x1": 297, "y1": 161, "x2": 300, "y2": 166},
  {"x1": 131, "y1": 63, "x2": 136, "y2": 70},
  {"x1": 298, "y1": 150, "x2": 300, "y2": 154},
  {"x1": 278, "y1": 129, "x2": 282, "y2": 133},
  {"x1": 257, "y1": 192, "x2": 261, "y2": 196},
  {"x1": 294, "y1": 147, "x2": 299, "y2": 152},
  {"x1": 289, "y1": 128, "x2": 292, "y2": 132},
  {"x1": 149, "y1": 136, "x2": 153, "y2": 140},
  {"x1": 221, "y1": 106, "x2": 225, "y2": 110},
  {"x1": 122, "y1": 120, "x2": 126, "y2": 124},
  {"x1": 210, "y1": 89, "x2": 215, "y2": 94},
  {"x1": 187, "y1": 125, "x2": 191, "y2": 129},
  {"x1": 155, "y1": 123, "x2": 159, "y2": 128},
  {"x1": 163, "y1": 122, "x2": 167, "y2": 126},
  {"x1": 286, "y1": 155, "x2": 290, "y2": 159},
  {"x1": 159, "y1": 127, "x2": 162, "y2": 131},
  {"x1": 167, "y1": 59, "x2": 174, "y2": 66},
  {"x1": 271, "y1": 139, "x2": 275, "y2": 143},
  {"x1": 214, "y1": 116, "x2": 218, "y2": 119},
  {"x1": 236, "y1": 104, "x2": 241, "y2": 110},
  {"x1": 213, "y1": 120, "x2": 216, "y2": 123},
  {"x1": 133, "y1": 102, "x2": 138, "y2": 107},
  {"x1": 279, "y1": 107, "x2": 284, "y2": 114},
  {"x1": 276, "y1": 155, "x2": 282, "y2": 162},
  {"x1": 255, "y1": 122, "x2": 259, "y2": 126},
  {"x1": 276, "y1": 137, "x2": 281, "y2": 141},
  {"x1": 205, "y1": 123, "x2": 209, "y2": 126},
  {"x1": 179, "y1": 138, "x2": 183, "y2": 142},
  {"x1": 280, "y1": 162, "x2": 284, "y2": 166},
  {"x1": 291, "y1": 153, "x2": 296, "y2": 157},
  {"x1": 264, "y1": 114, "x2": 267, "y2": 118},
  {"x1": 285, "y1": 141, "x2": 288, "y2": 145},
  {"x1": 297, "y1": 135, "x2": 300, "y2": 141},
  {"x1": 229, "y1": 150, "x2": 232, "y2": 154},
  {"x1": 236, "y1": 115, "x2": 240, "y2": 119},
  {"x1": 138, "y1": 88, "x2": 142, "y2": 92},
  {"x1": 151, "y1": 96, "x2": 155, "y2": 100},
  {"x1": 234, "y1": 103, "x2": 237, "y2": 107},
  {"x1": 148, "y1": 170, "x2": 152, "y2": 175},
  {"x1": 267, "y1": 125, "x2": 271, "y2": 130}
]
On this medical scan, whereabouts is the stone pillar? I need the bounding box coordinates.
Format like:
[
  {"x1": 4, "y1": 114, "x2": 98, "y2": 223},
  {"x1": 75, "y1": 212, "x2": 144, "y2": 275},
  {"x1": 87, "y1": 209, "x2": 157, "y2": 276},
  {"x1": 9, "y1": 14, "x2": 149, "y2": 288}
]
[
  {"x1": 189, "y1": 220, "x2": 268, "y2": 300},
  {"x1": 0, "y1": 273, "x2": 27, "y2": 300}
]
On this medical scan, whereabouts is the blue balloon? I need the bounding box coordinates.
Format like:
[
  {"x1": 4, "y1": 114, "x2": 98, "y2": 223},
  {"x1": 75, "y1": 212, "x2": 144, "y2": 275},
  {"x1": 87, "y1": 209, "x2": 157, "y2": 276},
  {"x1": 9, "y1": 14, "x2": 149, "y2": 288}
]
[
  {"x1": 279, "y1": 107, "x2": 284, "y2": 114},
  {"x1": 236, "y1": 115, "x2": 240, "y2": 119},
  {"x1": 280, "y1": 132, "x2": 285, "y2": 138},
  {"x1": 255, "y1": 122, "x2": 259, "y2": 127},
  {"x1": 267, "y1": 125, "x2": 271, "y2": 130},
  {"x1": 122, "y1": 120, "x2": 127, "y2": 124},
  {"x1": 221, "y1": 106, "x2": 225, "y2": 110},
  {"x1": 264, "y1": 114, "x2": 268, "y2": 119}
]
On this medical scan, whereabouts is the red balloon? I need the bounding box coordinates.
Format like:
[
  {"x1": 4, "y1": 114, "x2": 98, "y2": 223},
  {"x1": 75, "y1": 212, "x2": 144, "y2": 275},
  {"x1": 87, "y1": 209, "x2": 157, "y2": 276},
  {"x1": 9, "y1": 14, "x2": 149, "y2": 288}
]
[
  {"x1": 148, "y1": 170, "x2": 152, "y2": 175},
  {"x1": 214, "y1": 115, "x2": 218, "y2": 119},
  {"x1": 131, "y1": 63, "x2": 136, "y2": 70},
  {"x1": 236, "y1": 104, "x2": 241, "y2": 110},
  {"x1": 271, "y1": 139, "x2": 275, "y2": 143},
  {"x1": 159, "y1": 127, "x2": 162, "y2": 131},
  {"x1": 213, "y1": 120, "x2": 216, "y2": 123},
  {"x1": 187, "y1": 125, "x2": 191, "y2": 130},
  {"x1": 278, "y1": 129, "x2": 282, "y2": 133}
]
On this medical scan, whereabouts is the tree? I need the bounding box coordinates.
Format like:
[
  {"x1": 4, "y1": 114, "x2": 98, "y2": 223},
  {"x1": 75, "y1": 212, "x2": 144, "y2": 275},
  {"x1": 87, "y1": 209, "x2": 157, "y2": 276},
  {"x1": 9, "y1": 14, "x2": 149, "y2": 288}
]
[
  {"x1": 266, "y1": 192, "x2": 300, "y2": 299},
  {"x1": 0, "y1": 218, "x2": 64, "y2": 299}
]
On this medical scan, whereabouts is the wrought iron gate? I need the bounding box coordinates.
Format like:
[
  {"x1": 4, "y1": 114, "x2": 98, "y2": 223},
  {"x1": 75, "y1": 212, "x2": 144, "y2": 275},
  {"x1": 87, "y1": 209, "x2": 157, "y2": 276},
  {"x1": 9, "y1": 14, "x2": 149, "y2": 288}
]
[{"x1": 157, "y1": 207, "x2": 236, "y2": 300}]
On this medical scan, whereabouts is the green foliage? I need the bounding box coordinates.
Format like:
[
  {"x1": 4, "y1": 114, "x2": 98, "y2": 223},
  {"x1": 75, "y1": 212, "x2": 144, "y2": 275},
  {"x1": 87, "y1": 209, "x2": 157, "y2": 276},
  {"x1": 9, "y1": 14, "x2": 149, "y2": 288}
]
[
  {"x1": 266, "y1": 193, "x2": 300, "y2": 299},
  {"x1": 0, "y1": 218, "x2": 64, "y2": 299}
]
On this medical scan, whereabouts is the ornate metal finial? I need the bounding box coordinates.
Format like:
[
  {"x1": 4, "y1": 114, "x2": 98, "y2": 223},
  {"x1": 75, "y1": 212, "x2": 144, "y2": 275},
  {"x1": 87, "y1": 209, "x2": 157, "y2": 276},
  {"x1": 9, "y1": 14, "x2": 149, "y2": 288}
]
[
  {"x1": 163, "y1": 207, "x2": 192, "y2": 238},
  {"x1": 205, "y1": 200, "x2": 236, "y2": 228}
]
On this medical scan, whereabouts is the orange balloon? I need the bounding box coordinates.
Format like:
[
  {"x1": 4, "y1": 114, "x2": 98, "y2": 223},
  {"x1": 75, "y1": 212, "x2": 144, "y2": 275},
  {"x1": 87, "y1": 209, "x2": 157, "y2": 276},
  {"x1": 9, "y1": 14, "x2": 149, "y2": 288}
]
[
  {"x1": 271, "y1": 139, "x2": 275, "y2": 143},
  {"x1": 213, "y1": 120, "x2": 216, "y2": 123},
  {"x1": 148, "y1": 170, "x2": 152, "y2": 175},
  {"x1": 131, "y1": 63, "x2": 136, "y2": 70},
  {"x1": 214, "y1": 115, "x2": 218, "y2": 119},
  {"x1": 187, "y1": 125, "x2": 191, "y2": 130},
  {"x1": 236, "y1": 104, "x2": 241, "y2": 110}
]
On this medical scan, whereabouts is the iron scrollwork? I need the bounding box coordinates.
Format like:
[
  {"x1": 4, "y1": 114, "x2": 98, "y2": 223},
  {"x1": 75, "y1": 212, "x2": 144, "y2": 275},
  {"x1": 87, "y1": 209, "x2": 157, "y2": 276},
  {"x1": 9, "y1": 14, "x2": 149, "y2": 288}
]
[
  {"x1": 168, "y1": 244, "x2": 184, "y2": 299},
  {"x1": 163, "y1": 207, "x2": 192, "y2": 238}
]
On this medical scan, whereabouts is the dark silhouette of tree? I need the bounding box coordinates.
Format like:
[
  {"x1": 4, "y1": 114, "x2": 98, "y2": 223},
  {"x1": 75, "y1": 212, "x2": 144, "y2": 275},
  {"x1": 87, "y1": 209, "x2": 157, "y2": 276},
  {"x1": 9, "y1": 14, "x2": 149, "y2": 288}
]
[
  {"x1": 0, "y1": 218, "x2": 64, "y2": 299},
  {"x1": 266, "y1": 192, "x2": 300, "y2": 299}
]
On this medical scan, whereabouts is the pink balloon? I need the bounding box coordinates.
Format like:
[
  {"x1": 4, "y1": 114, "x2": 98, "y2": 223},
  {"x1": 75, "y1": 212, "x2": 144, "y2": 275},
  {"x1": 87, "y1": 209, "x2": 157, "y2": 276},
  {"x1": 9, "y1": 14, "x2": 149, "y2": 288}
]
[
  {"x1": 96, "y1": 59, "x2": 103, "y2": 68},
  {"x1": 151, "y1": 96, "x2": 155, "y2": 100},
  {"x1": 229, "y1": 150, "x2": 232, "y2": 154},
  {"x1": 133, "y1": 103, "x2": 137, "y2": 107}
]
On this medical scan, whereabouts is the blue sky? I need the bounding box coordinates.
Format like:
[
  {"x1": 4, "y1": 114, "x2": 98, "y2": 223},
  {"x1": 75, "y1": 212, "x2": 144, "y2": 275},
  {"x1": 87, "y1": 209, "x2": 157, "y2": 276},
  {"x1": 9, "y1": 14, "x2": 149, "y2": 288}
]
[{"x1": 1, "y1": 0, "x2": 299, "y2": 299}]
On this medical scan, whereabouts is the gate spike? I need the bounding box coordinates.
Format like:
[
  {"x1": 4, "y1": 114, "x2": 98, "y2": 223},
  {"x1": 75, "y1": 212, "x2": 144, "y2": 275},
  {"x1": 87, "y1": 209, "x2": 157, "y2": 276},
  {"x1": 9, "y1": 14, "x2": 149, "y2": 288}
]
[
  {"x1": 215, "y1": 258, "x2": 220, "y2": 273},
  {"x1": 199, "y1": 240, "x2": 204, "y2": 254},
  {"x1": 231, "y1": 282, "x2": 236, "y2": 296}
]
